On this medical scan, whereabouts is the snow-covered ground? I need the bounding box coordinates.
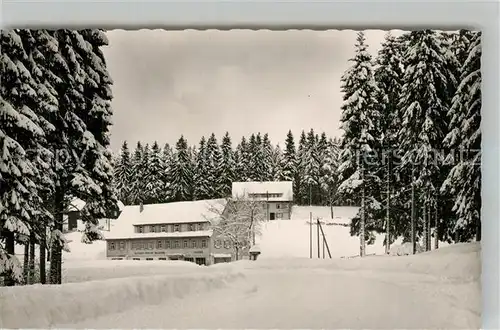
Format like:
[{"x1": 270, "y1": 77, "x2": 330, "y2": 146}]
[
  {"x1": 259, "y1": 206, "x2": 449, "y2": 259},
  {"x1": 1, "y1": 242, "x2": 480, "y2": 329}
]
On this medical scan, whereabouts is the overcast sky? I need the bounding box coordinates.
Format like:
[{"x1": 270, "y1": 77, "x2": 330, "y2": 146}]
[{"x1": 103, "y1": 29, "x2": 402, "y2": 152}]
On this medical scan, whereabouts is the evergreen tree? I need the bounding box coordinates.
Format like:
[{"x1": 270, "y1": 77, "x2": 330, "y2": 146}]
[
  {"x1": 279, "y1": 130, "x2": 297, "y2": 183},
  {"x1": 144, "y1": 141, "x2": 165, "y2": 204},
  {"x1": 219, "y1": 132, "x2": 236, "y2": 197},
  {"x1": 261, "y1": 133, "x2": 274, "y2": 181},
  {"x1": 205, "y1": 133, "x2": 223, "y2": 198},
  {"x1": 130, "y1": 142, "x2": 144, "y2": 204},
  {"x1": 193, "y1": 136, "x2": 211, "y2": 200},
  {"x1": 337, "y1": 32, "x2": 381, "y2": 257},
  {"x1": 0, "y1": 29, "x2": 49, "y2": 285},
  {"x1": 161, "y1": 143, "x2": 174, "y2": 202},
  {"x1": 397, "y1": 30, "x2": 457, "y2": 251},
  {"x1": 441, "y1": 31, "x2": 481, "y2": 242},
  {"x1": 320, "y1": 139, "x2": 340, "y2": 209},
  {"x1": 169, "y1": 136, "x2": 193, "y2": 201},
  {"x1": 235, "y1": 136, "x2": 249, "y2": 182},
  {"x1": 373, "y1": 31, "x2": 405, "y2": 251},
  {"x1": 270, "y1": 144, "x2": 283, "y2": 181},
  {"x1": 114, "y1": 141, "x2": 132, "y2": 205},
  {"x1": 295, "y1": 130, "x2": 308, "y2": 204},
  {"x1": 303, "y1": 129, "x2": 321, "y2": 205}
]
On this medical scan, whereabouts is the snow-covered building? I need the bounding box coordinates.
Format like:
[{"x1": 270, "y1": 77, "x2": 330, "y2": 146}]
[
  {"x1": 231, "y1": 181, "x2": 294, "y2": 220},
  {"x1": 104, "y1": 199, "x2": 234, "y2": 265}
]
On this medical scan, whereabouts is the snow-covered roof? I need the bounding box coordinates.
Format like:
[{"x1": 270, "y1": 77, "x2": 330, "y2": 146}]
[
  {"x1": 249, "y1": 245, "x2": 261, "y2": 253},
  {"x1": 232, "y1": 181, "x2": 293, "y2": 202},
  {"x1": 66, "y1": 197, "x2": 86, "y2": 212},
  {"x1": 105, "y1": 199, "x2": 227, "y2": 240}
]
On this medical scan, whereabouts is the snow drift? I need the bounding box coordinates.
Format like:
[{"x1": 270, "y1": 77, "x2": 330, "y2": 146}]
[{"x1": 0, "y1": 269, "x2": 245, "y2": 329}]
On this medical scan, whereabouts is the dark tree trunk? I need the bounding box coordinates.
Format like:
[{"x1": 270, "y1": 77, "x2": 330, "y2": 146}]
[
  {"x1": 4, "y1": 231, "x2": 16, "y2": 286},
  {"x1": 50, "y1": 186, "x2": 64, "y2": 284},
  {"x1": 40, "y1": 227, "x2": 47, "y2": 284},
  {"x1": 29, "y1": 232, "x2": 36, "y2": 284},
  {"x1": 23, "y1": 238, "x2": 29, "y2": 284}
]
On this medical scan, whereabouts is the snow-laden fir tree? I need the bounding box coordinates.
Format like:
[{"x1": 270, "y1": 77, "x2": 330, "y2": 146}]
[
  {"x1": 130, "y1": 142, "x2": 144, "y2": 204},
  {"x1": 218, "y1": 132, "x2": 236, "y2": 197},
  {"x1": 161, "y1": 143, "x2": 173, "y2": 202},
  {"x1": 144, "y1": 141, "x2": 165, "y2": 204},
  {"x1": 170, "y1": 136, "x2": 194, "y2": 202},
  {"x1": 319, "y1": 138, "x2": 340, "y2": 213},
  {"x1": 193, "y1": 136, "x2": 211, "y2": 200},
  {"x1": 441, "y1": 31, "x2": 481, "y2": 242},
  {"x1": 205, "y1": 133, "x2": 223, "y2": 198},
  {"x1": 270, "y1": 144, "x2": 283, "y2": 181},
  {"x1": 295, "y1": 130, "x2": 308, "y2": 205},
  {"x1": 279, "y1": 130, "x2": 297, "y2": 183},
  {"x1": 137, "y1": 144, "x2": 151, "y2": 203},
  {"x1": 303, "y1": 129, "x2": 321, "y2": 205},
  {"x1": 114, "y1": 141, "x2": 132, "y2": 205},
  {"x1": 0, "y1": 29, "x2": 50, "y2": 285},
  {"x1": 234, "y1": 136, "x2": 250, "y2": 182},
  {"x1": 261, "y1": 133, "x2": 274, "y2": 181},
  {"x1": 373, "y1": 31, "x2": 405, "y2": 252},
  {"x1": 397, "y1": 30, "x2": 458, "y2": 251},
  {"x1": 337, "y1": 32, "x2": 382, "y2": 257}
]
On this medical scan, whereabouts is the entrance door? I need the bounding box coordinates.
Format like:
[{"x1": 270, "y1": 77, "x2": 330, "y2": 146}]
[
  {"x1": 269, "y1": 212, "x2": 275, "y2": 220},
  {"x1": 195, "y1": 257, "x2": 206, "y2": 266}
]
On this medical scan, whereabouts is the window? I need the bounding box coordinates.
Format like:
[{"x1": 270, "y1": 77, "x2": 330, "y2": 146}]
[
  {"x1": 138, "y1": 226, "x2": 143, "y2": 233},
  {"x1": 224, "y1": 240, "x2": 231, "y2": 249},
  {"x1": 201, "y1": 240, "x2": 207, "y2": 248},
  {"x1": 276, "y1": 213, "x2": 283, "y2": 219},
  {"x1": 131, "y1": 242, "x2": 136, "y2": 250},
  {"x1": 191, "y1": 240, "x2": 197, "y2": 248},
  {"x1": 165, "y1": 241, "x2": 171, "y2": 249},
  {"x1": 148, "y1": 242, "x2": 154, "y2": 250},
  {"x1": 214, "y1": 240, "x2": 222, "y2": 249},
  {"x1": 109, "y1": 242, "x2": 115, "y2": 250},
  {"x1": 189, "y1": 224, "x2": 195, "y2": 231},
  {"x1": 183, "y1": 240, "x2": 188, "y2": 248},
  {"x1": 119, "y1": 241, "x2": 125, "y2": 250},
  {"x1": 157, "y1": 240, "x2": 163, "y2": 249},
  {"x1": 160, "y1": 226, "x2": 166, "y2": 232},
  {"x1": 276, "y1": 204, "x2": 281, "y2": 209},
  {"x1": 174, "y1": 240, "x2": 180, "y2": 248},
  {"x1": 150, "y1": 226, "x2": 156, "y2": 233},
  {"x1": 159, "y1": 257, "x2": 167, "y2": 260},
  {"x1": 198, "y1": 223, "x2": 204, "y2": 231},
  {"x1": 174, "y1": 224, "x2": 180, "y2": 232}
]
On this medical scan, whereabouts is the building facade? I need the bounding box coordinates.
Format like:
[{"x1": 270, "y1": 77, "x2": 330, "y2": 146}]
[
  {"x1": 105, "y1": 199, "x2": 235, "y2": 265},
  {"x1": 231, "y1": 181, "x2": 294, "y2": 220}
]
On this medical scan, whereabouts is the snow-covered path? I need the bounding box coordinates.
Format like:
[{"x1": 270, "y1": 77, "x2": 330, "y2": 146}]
[{"x1": 62, "y1": 266, "x2": 479, "y2": 329}]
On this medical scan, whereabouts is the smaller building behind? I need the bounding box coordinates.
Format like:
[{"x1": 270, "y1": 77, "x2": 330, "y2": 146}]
[{"x1": 231, "y1": 181, "x2": 294, "y2": 220}]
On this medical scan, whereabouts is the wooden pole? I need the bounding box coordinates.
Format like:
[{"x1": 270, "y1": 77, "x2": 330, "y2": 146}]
[
  {"x1": 309, "y1": 212, "x2": 312, "y2": 259},
  {"x1": 318, "y1": 219, "x2": 332, "y2": 258},
  {"x1": 317, "y1": 218, "x2": 320, "y2": 258}
]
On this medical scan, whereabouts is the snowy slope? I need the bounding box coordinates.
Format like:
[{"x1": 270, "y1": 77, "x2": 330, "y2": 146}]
[
  {"x1": 2, "y1": 242, "x2": 478, "y2": 329},
  {"x1": 256, "y1": 219, "x2": 387, "y2": 258}
]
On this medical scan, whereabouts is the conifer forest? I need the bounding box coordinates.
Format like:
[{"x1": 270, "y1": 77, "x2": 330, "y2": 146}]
[{"x1": 1, "y1": 29, "x2": 481, "y2": 285}]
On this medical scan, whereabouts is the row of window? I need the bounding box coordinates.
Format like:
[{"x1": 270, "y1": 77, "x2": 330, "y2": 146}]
[
  {"x1": 135, "y1": 223, "x2": 205, "y2": 234},
  {"x1": 131, "y1": 239, "x2": 208, "y2": 250},
  {"x1": 109, "y1": 239, "x2": 233, "y2": 251}
]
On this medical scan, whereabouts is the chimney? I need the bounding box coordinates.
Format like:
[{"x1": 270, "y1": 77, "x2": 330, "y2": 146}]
[{"x1": 139, "y1": 202, "x2": 144, "y2": 213}]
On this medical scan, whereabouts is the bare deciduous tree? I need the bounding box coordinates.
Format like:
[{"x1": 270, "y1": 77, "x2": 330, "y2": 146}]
[{"x1": 206, "y1": 195, "x2": 266, "y2": 260}]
